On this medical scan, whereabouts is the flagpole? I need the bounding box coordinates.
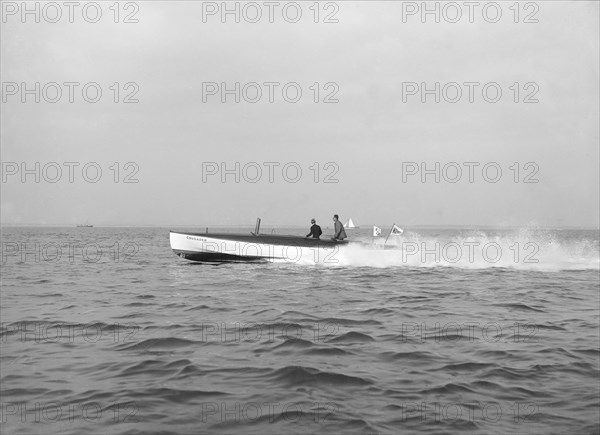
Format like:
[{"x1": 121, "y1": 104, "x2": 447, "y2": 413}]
[{"x1": 384, "y1": 223, "x2": 395, "y2": 245}]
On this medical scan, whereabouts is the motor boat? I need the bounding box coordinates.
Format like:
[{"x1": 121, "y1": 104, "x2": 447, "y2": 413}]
[{"x1": 170, "y1": 218, "x2": 349, "y2": 263}]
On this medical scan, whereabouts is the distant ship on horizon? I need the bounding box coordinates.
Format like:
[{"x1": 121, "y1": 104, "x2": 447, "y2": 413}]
[{"x1": 76, "y1": 222, "x2": 93, "y2": 227}]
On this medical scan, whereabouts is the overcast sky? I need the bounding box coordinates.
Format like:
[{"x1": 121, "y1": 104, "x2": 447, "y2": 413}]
[{"x1": 1, "y1": 1, "x2": 598, "y2": 227}]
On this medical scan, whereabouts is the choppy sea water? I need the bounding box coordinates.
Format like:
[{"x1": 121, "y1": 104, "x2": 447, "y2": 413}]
[{"x1": 1, "y1": 226, "x2": 599, "y2": 435}]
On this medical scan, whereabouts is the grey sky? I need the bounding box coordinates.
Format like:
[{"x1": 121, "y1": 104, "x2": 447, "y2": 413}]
[{"x1": 1, "y1": 1, "x2": 598, "y2": 227}]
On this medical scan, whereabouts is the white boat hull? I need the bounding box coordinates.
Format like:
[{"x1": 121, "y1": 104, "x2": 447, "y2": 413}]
[{"x1": 170, "y1": 231, "x2": 348, "y2": 264}]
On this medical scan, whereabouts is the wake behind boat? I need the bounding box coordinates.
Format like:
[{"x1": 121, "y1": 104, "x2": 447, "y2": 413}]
[{"x1": 170, "y1": 219, "x2": 348, "y2": 263}]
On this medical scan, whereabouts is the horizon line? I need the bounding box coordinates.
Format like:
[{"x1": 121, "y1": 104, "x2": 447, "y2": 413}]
[{"x1": 1, "y1": 223, "x2": 599, "y2": 230}]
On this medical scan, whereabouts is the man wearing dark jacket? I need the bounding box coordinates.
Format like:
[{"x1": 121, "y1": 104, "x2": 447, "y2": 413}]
[
  {"x1": 306, "y1": 219, "x2": 322, "y2": 239},
  {"x1": 332, "y1": 214, "x2": 347, "y2": 240}
]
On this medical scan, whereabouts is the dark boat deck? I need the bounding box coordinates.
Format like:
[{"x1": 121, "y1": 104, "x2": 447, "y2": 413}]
[{"x1": 171, "y1": 231, "x2": 349, "y2": 248}]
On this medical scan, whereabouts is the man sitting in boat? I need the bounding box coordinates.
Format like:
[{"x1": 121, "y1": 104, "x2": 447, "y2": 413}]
[
  {"x1": 306, "y1": 219, "x2": 323, "y2": 239},
  {"x1": 332, "y1": 214, "x2": 347, "y2": 241}
]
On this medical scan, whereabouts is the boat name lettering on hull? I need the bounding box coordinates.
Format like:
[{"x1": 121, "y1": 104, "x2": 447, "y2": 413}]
[{"x1": 186, "y1": 236, "x2": 207, "y2": 242}]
